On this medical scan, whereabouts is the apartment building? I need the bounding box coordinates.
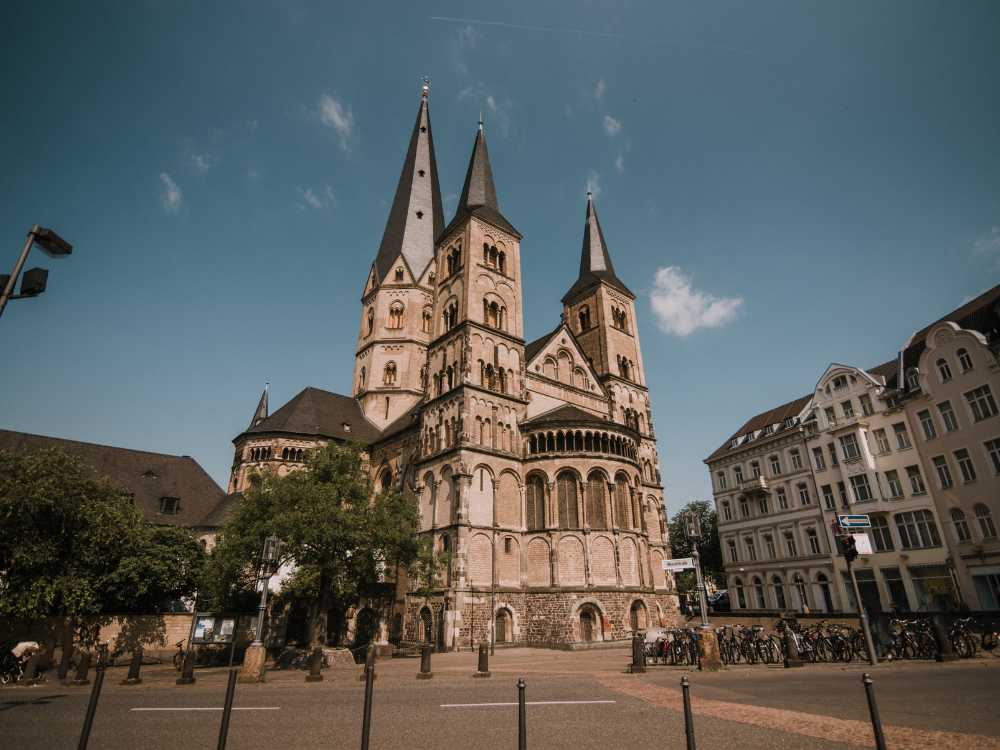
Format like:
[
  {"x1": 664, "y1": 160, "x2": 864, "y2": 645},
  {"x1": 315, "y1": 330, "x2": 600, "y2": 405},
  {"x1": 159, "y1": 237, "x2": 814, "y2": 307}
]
[{"x1": 705, "y1": 285, "x2": 1000, "y2": 613}]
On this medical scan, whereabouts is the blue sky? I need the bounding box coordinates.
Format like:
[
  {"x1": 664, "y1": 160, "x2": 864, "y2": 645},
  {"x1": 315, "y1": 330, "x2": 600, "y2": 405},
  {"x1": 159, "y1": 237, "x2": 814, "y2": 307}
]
[{"x1": 1, "y1": 1, "x2": 998, "y2": 515}]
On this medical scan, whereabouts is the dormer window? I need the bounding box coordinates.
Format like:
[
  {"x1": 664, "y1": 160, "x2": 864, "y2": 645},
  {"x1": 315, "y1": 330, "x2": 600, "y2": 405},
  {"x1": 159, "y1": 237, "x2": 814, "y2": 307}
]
[
  {"x1": 418, "y1": 169, "x2": 425, "y2": 177},
  {"x1": 343, "y1": 422, "x2": 352, "y2": 433},
  {"x1": 395, "y1": 267, "x2": 404, "y2": 282},
  {"x1": 832, "y1": 375, "x2": 848, "y2": 390},
  {"x1": 415, "y1": 210, "x2": 424, "y2": 219},
  {"x1": 906, "y1": 368, "x2": 920, "y2": 391},
  {"x1": 159, "y1": 496, "x2": 180, "y2": 515},
  {"x1": 142, "y1": 469, "x2": 158, "y2": 479}
]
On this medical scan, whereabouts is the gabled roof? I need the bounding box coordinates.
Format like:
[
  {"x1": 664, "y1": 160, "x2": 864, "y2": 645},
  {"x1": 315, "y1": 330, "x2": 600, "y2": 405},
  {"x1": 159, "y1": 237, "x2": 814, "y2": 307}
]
[
  {"x1": 0, "y1": 429, "x2": 227, "y2": 529},
  {"x1": 562, "y1": 193, "x2": 634, "y2": 304},
  {"x1": 524, "y1": 319, "x2": 607, "y2": 398},
  {"x1": 377, "y1": 402, "x2": 422, "y2": 442},
  {"x1": 521, "y1": 403, "x2": 611, "y2": 430},
  {"x1": 439, "y1": 123, "x2": 520, "y2": 241},
  {"x1": 524, "y1": 324, "x2": 562, "y2": 364},
  {"x1": 371, "y1": 85, "x2": 444, "y2": 283},
  {"x1": 900, "y1": 284, "x2": 1000, "y2": 388},
  {"x1": 704, "y1": 395, "x2": 812, "y2": 464},
  {"x1": 242, "y1": 387, "x2": 380, "y2": 444}
]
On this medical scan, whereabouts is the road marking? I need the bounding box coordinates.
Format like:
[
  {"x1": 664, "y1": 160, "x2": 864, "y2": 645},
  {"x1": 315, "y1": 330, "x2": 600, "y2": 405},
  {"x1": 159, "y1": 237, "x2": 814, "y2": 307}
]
[
  {"x1": 130, "y1": 707, "x2": 280, "y2": 712},
  {"x1": 441, "y1": 700, "x2": 616, "y2": 708}
]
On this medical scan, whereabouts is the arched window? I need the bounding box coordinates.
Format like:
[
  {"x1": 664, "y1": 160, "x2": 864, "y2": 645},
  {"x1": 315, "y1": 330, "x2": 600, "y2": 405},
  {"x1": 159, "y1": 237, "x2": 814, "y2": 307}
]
[
  {"x1": 394, "y1": 267, "x2": 404, "y2": 282},
  {"x1": 614, "y1": 475, "x2": 630, "y2": 528},
  {"x1": 557, "y1": 471, "x2": 579, "y2": 528},
  {"x1": 498, "y1": 251, "x2": 506, "y2": 274},
  {"x1": 951, "y1": 508, "x2": 971, "y2": 542},
  {"x1": 282, "y1": 447, "x2": 289, "y2": 460},
  {"x1": 526, "y1": 475, "x2": 546, "y2": 531},
  {"x1": 484, "y1": 299, "x2": 501, "y2": 329},
  {"x1": 957, "y1": 348, "x2": 973, "y2": 372},
  {"x1": 380, "y1": 470, "x2": 393, "y2": 492},
  {"x1": 793, "y1": 574, "x2": 808, "y2": 611},
  {"x1": 583, "y1": 472, "x2": 607, "y2": 530},
  {"x1": 772, "y1": 575, "x2": 787, "y2": 610},
  {"x1": 383, "y1": 361, "x2": 397, "y2": 385},
  {"x1": 366, "y1": 307, "x2": 374, "y2": 335},
  {"x1": 388, "y1": 302, "x2": 404, "y2": 329},
  {"x1": 578, "y1": 305, "x2": 591, "y2": 331},
  {"x1": 734, "y1": 578, "x2": 746, "y2": 609},
  {"x1": 422, "y1": 308, "x2": 432, "y2": 333},
  {"x1": 752, "y1": 576, "x2": 765, "y2": 609},
  {"x1": 359, "y1": 367, "x2": 366, "y2": 391},
  {"x1": 975, "y1": 504, "x2": 997, "y2": 539},
  {"x1": 906, "y1": 368, "x2": 920, "y2": 391},
  {"x1": 443, "y1": 302, "x2": 458, "y2": 331},
  {"x1": 936, "y1": 358, "x2": 952, "y2": 382}
]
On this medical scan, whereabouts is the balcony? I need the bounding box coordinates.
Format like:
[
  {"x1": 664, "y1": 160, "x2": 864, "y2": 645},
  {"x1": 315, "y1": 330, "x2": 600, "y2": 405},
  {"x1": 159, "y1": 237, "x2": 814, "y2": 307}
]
[{"x1": 740, "y1": 476, "x2": 769, "y2": 495}]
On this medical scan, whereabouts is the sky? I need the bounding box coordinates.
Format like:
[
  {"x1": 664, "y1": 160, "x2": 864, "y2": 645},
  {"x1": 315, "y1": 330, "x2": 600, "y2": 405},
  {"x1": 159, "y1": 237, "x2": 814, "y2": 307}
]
[{"x1": 1, "y1": 1, "x2": 999, "y2": 516}]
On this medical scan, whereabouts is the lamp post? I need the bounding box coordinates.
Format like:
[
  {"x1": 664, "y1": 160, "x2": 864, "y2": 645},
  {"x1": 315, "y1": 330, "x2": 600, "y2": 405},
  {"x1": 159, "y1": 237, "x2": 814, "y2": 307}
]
[
  {"x1": 239, "y1": 535, "x2": 282, "y2": 683},
  {"x1": 683, "y1": 508, "x2": 722, "y2": 671},
  {"x1": 0, "y1": 225, "x2": 73, "y2": 320}
]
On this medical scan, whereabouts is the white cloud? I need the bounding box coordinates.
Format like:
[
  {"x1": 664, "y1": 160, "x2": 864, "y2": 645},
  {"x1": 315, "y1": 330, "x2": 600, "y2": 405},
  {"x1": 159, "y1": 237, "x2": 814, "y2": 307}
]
[
  {"x1": 602, "y1": 115, "x2": 622, "y2": 137},
  {"x1": 585, "y1": 170, "x2": 601, "y2": 198},
  {"x1": 297, "y1": 185, "x2": 335, "y2": 211},
  {"x1": 615, "y1": 155, "x2": 625, "y2": 174},
  {"x1": 318, "y1": 94, "x2": 355, "y2": 151},
  {"x1": 972, "y1": 225, "x2": 1000, "y2": 268},
  {"x1": 650, "y1": 266, "x2": 743, "y2": 336},
  {"x1": 159, "y1": 172, "x2": 182, "y2": 213},
  {"x1": 458, "y1": 83, "x2": 512, "y2": 137},
  {"x1": 458, "y1": 24, "x2": 480, "y2": 50},
  {"x1": 594, "y1": 77, "x2": 606, "y2": 100},
  {"x1": 190, "y1": 153, "x2": 218, "y2": 174},
  {"x1": 451, "y1": 24, "x2": 482, "y2": 75}
]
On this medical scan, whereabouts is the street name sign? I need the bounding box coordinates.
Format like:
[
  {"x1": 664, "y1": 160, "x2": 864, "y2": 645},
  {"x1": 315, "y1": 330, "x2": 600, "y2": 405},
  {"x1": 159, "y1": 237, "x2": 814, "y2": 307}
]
[
  {"x1": 661, "y1": 557, "x2": 695, "y2": 572},
  {"x1": 838, "y1": 514, "x2": 871, "y2": 529}
]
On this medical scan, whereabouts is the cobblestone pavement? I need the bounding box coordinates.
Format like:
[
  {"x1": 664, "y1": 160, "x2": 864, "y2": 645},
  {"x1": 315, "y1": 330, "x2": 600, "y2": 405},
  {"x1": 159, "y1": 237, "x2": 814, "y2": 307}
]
[{"x1": 1, "y1": 646, "x2": 997, "y2": 749}]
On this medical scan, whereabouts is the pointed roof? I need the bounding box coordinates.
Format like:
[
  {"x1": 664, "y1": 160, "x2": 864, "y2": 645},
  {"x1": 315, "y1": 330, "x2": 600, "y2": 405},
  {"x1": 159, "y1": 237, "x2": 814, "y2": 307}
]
[
  {"x1": 241, "y1": 387, "x2": 381, "y2": 444},
  {"x1": 562, "y1": 193, "x2": 634, "y2": 303},
  {"x1": 248, "y1": 383, "x2": 269, "y2": 430},
  {"x1": 440, "y1": 122, "x2": 521, "y2": 240},
  {"x1": 372, "y1": 83, "x2": 444, "y2": 283}
]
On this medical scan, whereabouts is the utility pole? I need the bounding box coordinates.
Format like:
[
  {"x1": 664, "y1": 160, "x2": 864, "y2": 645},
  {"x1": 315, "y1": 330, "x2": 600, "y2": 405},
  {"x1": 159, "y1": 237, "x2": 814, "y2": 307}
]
[{"x1": 834, "y1": 522, "x2": 878, "y2": 666}]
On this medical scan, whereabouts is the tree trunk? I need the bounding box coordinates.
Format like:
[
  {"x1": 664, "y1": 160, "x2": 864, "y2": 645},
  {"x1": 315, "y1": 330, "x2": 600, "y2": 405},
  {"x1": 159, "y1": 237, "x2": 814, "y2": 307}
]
[{"x1": 309, "y1": 570, "x2": 333, "y2": 650}]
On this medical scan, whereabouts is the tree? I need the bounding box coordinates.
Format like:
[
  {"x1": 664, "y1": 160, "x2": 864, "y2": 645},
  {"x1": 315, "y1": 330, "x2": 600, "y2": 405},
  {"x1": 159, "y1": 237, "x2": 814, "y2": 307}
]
[
  {"x1": 0, "y1": 448, "x2": 205, "y2": 628},
  {"x1": 668, "y1": 500, "x2": 724, "y2": 591},
  {"x1": 207, "y1": 442, "x2": 421, "y2": 649}
]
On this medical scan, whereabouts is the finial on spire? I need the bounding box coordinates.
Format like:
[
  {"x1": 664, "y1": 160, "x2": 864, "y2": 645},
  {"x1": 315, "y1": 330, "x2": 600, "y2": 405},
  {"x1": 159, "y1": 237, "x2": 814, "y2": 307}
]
[
  {"x1": 421, "y1": 76, "x2": 430, "y2": 98},
  {"x1": 587, "y1": 191, "x2": 593, "y2": 199},
  {"x1": 478, "y1": 111, "x2": 484, "y2": 131}
]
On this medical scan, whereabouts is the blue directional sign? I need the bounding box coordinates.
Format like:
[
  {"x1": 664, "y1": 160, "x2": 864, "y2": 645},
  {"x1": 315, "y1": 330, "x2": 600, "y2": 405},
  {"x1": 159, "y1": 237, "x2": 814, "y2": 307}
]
[{"x1": 838, "y1": 514, "x2": 871, "y2": 529}]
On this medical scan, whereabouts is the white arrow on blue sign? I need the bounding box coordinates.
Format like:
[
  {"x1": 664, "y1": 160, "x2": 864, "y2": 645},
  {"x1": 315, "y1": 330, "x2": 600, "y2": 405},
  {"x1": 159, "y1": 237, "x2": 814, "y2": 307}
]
[{"x1": 838, "y1": 514, "x2": 871, "y2": 529}]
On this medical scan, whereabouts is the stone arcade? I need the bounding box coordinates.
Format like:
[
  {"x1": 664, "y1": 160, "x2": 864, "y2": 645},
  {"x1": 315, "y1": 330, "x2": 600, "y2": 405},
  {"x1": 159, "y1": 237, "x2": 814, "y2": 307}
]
[{"x1": 227, "y1": 83, "x2": 680, "y2": 649}]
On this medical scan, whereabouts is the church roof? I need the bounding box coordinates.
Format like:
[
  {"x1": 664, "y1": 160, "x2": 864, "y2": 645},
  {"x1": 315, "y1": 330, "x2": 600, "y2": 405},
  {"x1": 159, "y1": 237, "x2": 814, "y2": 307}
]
[
  {"x1": 248, "y1": 384, "x2": 269, "y2": 430},
  {"x1": 521, "y1": 404, "x2": 613, "y2": 430},
  {"x1": 0, "y1": 429, "x2": 227, "y2": 529},
  {"x1": 524, "y1": 325, "x2": 561, "y2": 363},
  {"x1": 371, "y1": 84, "x2": 444, "y2": 283},
  {"x1": 440, "y1": 123, "x2": 521, "y2": 241},
  {"x1": 378, "y1": 402, "x2": 422, "y2": 441},
  {"x1": 562, "y1": 193, "x2": 634, "y2": 303},
  {"x1": 242, "y1": 387, "x2": 380, "y2": 444}
]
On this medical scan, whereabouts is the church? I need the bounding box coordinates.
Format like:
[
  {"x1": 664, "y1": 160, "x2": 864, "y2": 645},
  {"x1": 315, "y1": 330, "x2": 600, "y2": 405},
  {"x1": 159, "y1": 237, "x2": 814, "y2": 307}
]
[{"x1": 226, "y1": 83, "x2": 679, "y2": 649}]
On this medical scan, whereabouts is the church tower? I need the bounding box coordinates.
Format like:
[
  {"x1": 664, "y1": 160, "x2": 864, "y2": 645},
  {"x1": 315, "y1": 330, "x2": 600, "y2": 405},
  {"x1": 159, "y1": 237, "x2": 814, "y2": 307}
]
[
  {"x1": 354, "y1": 82, "x2": 444, "y2": 429},
  {"x1": 562, "y1": 193, "x2": 652, "y2": 436}
]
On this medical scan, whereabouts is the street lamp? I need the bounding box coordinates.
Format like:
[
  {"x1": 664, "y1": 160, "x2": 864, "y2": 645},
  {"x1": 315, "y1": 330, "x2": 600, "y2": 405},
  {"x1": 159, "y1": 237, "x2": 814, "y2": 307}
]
[
  {"x1": 0, "y1": 225, "x2": 74, "y2": 319},
  {"x1": 683, "y1": 510, "x2": 711, "y2": 629},
  {"x1": 252, "y1": 535, "x2": 283, "y2": 647}
]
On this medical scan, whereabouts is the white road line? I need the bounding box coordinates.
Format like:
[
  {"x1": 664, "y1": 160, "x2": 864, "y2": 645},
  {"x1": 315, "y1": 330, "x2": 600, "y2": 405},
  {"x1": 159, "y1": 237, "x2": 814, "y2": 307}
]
[
  {"x1": 130, "y1": 707, "x2": 280, "y2": 712},
  {"x1": 441, "y1": 700, "x2": 616, "y2": 708}
]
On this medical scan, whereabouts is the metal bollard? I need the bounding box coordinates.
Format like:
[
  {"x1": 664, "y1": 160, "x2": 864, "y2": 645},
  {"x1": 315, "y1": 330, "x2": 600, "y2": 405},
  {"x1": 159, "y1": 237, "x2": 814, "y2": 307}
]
[
  {"x1": 681, "y1": 676, "x2": 696, "y2": 750},
  {"x1": 121, "y1": 648, "x2": 143, "y2": 685},
  {"x1": 217, "y1": 668, "x2": 238, "y2": 750},
  {"x1": 177, "y1": 645, "x2": 196, "y2": 685},
  {"x1": 517, "y1": 677, "x2": 527, "y2": 750},
  {"x1": 629, "y1": 633, "x2": 646, "y2": 673},
  {"x1": 359, "y1": 644, "x2": 377, "y2": 681},
  {"x1": 305, "y1": 646, "x2": 324, "y2": 682},
  {"x1": 360, "y1": 659, "x2": 375, "y2": 750},
  {"x1": 862, "y1": 673, "x2": 887, "y2": 750},
  {"x1": 473, "y1": 641, "x2": 491, "y2": 677},
  {"x1": 783, "y1": 630, "x2": 804, "y2": 669},
  {"x1": 71, "y1": 651, "x2": 92, "y2": 687},
  {"x1": 417, "y1": 643, "x2": 433, "y2": 679},
  {"x1": 931, "y1": 615, "x2": 957, "y2": 662},
  {"x1": 76, "y1": 660, "x2": 106, "y2": 750}
]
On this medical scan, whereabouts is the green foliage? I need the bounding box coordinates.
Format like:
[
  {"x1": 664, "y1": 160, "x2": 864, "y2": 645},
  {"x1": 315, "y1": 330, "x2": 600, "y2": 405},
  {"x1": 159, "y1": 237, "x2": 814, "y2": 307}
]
[
  {"x1": 408, "y1": 536, "x2": 450, "y2": 599},
  {"x1": 0, "y1": 448, "x2": 205, "y2": 622},
  {"x1": 207, "y1": 442, "x2": 422, "y2": 647},
  {"x1": 668, "y1": 499, "x2": 724, "y2": 590}
]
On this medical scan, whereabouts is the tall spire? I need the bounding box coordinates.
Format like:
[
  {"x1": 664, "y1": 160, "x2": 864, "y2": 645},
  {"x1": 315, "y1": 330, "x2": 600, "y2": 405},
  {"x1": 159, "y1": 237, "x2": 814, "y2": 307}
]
[
  {"x1": 562, "y1": 192, "x2": 634, "y2": 303},
  {"x1": 371, "y1": 82, "x2": 444, "y2": 282},
  {"x1": 441, "y1": 121, "x2": 520, "y2": 240},
  {"x1": 249, "y1": 382, "x2": 269, "y2": 429}
]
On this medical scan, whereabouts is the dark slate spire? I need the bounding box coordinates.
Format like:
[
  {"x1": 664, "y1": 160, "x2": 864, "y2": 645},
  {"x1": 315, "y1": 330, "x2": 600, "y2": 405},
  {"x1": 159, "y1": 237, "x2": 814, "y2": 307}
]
[
  {"x1": 249, "y1": 383, "x2": 269, "y2": 430},
  {"x1": 562, "y1": 192, "x2": 634, "y2": 303},
  {"x1": 440, "y1": 120, "x2": 520, "y2": 240},
  {"x1": 372, "y1": 81, "x2": 444, "y2": 282}
]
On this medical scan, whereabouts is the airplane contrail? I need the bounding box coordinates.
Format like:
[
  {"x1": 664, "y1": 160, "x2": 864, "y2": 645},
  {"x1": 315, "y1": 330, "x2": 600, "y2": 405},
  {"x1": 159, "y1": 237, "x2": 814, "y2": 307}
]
[{"x1": 428, "y1": 15, "x2": 624, "y2": 40}]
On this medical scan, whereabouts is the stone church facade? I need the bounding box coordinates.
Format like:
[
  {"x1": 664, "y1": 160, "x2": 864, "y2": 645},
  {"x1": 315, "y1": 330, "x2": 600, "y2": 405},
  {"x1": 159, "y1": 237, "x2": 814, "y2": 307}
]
[{"x1": 227, "y1": 84, "x2": 679, "y2": 649}]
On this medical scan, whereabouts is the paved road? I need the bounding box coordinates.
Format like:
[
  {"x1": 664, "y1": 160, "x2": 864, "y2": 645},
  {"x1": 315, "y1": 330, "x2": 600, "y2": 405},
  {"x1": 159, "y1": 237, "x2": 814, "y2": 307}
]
[{"x1": 1, "y1": 647, "x2": 997, "y2": 749}]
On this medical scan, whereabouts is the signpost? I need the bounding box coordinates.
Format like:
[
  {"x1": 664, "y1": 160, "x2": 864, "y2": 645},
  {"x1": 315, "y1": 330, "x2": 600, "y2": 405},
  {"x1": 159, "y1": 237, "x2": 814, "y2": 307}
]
[
  {"x1": 661, "y1": 557, "x2": 695, "y2": 572},
  {"x1": 838, "y1": 514, "x2": 872, "y2": 529}
]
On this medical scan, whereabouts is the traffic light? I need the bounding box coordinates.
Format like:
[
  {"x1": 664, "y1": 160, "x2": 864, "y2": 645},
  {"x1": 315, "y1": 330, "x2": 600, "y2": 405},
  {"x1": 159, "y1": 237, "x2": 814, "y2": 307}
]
[{"x1": 836, "y1": 533, "x2": 858, "y2": 563}]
